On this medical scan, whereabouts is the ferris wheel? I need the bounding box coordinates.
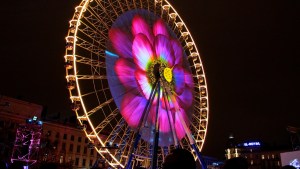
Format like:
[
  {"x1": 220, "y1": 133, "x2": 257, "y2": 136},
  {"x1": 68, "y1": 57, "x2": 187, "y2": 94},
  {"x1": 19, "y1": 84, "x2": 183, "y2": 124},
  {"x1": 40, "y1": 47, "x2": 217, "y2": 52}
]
[{"x1": 64, "y1": 0, "x2": 209, "y2": 168}]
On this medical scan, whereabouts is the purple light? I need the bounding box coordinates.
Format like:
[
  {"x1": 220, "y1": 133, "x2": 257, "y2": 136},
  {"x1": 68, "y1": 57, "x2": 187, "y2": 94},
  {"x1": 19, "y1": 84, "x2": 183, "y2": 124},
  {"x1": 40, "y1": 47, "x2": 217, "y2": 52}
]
[{"x1": 106, "y1": 10, "x2": 194, "y2": 146}]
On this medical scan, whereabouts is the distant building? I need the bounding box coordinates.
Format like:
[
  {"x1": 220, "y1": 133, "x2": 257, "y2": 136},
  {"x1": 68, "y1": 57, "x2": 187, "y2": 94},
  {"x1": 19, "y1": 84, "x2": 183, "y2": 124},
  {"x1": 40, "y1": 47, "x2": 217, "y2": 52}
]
[
  {"x1": 225, "y1": 134, "x2": 241, "y2": 159},
  {"x1": 224, "y1": 134, "x2": 293, "y2": 169},
  {"x1": 40, "y1": 121, "x2": 105, "y2": 169},
  {"x1": 0, "y1": 95, "x2": 105, "y2": 168}
]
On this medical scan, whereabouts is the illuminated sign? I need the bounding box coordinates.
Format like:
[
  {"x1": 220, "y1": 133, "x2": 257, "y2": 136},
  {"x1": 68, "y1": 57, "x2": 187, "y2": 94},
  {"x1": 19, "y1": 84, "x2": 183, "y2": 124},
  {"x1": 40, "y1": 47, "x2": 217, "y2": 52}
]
[{"x1": 242, "y1": 141, "x2": 261, "y2": 147}]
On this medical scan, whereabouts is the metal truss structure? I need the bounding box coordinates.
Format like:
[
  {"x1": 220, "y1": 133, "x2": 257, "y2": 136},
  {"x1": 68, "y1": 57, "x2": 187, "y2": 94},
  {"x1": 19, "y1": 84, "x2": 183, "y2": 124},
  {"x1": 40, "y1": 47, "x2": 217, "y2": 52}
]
[
  {"x1": 11, "y1": 121, "x2": 42, "y2": 167},
  {"x1": 64, "y1": 0, "x2": 209, "y2": 168}
]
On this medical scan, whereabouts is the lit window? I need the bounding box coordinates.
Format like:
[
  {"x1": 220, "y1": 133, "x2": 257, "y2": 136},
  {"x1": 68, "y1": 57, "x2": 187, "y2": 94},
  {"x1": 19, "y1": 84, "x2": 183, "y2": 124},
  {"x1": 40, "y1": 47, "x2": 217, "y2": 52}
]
[
  {"x1": 262, "y1": 155, "x2": 265, "y2": 159},
  {"x1": 60, "y1": 156, "x2": 64, "y2": 164}
]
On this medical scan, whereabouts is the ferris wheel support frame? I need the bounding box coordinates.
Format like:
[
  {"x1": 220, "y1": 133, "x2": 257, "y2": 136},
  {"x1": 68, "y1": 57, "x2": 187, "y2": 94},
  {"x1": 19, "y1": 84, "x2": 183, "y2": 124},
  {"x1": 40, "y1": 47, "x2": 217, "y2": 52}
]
[
  {"x1": 165, "y1": 84, "x2": 207, "y2": 169},
  {"x1": 150, "y1": 80, "x2": 161, "y2": 169},
  {"x1": 125, "y1": 80, "x2": 159, "y2": 169}
]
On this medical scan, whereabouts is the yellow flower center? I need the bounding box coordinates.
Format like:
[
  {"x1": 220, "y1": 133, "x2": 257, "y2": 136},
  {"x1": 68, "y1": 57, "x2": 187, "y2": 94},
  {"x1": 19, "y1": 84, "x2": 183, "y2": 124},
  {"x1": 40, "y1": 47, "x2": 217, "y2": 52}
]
[{"x1": 163, "y1": 67, "x2": 172, "y2": 82}]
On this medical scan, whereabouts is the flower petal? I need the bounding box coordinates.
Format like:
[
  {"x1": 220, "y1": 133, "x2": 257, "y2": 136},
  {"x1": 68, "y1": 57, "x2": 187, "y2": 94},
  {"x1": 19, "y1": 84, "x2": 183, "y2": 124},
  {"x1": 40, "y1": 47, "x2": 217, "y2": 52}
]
[
  {"x1": 175, "y1": 108, "x2": 189, "y2": 139},
  {"x1": 159, "y1": 107, "x2": 171, "y2": 133},
  {"x1": 109, "y1": 28, "x2": 133, "y2": 59},
  {"x1": 133, "y1": 34, "x2": 154, "y2": 71},
  {"x1": 184, "y1": 69, "x2": 194, "y2": 89},
  {"x1": 154, "y1": 34, "x2": 174, "y2": 66},
  {"x1": 173, "y1": 66, "x2": 185, "y2": 95},
  {"x1": 121, "y1": 93, "x2": 148, "y2": 128},
  {"x1": 177, "y1": 87, "x2": 193, "y2": 109},
  {"x1": 132, "y1": 15, "x2": 154, "y2": 44},
  {"x1": 170, "y1": 39, "x2": 183, "y2": 65},
  {"x1": 135, "y1": 69, "x2": 152, "y2": 99},
  {"x1": 115, "y1": 58, "x2": 138, "y2": 90},
  {"x1": 153, "y1": 18, "x2": 169, "y2": 38}
]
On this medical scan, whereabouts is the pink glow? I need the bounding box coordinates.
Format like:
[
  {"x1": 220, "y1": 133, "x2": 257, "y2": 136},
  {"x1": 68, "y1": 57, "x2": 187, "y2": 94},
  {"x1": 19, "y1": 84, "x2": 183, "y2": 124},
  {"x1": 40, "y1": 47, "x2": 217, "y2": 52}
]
[
  {"x1": 154, "y1": 35, "x2": 174, "y2": 66},
  {"x1": 115, "y1": 58, "x2": 138, "y2": 90},
  {"x1": 135, "y1": 69, "x2": 152, "y2": 99},
  {"x1": 133, "y1": 34, "x2": 154, "y2": 70},
  {"x1": 132, "y1": 15, "x2": 154, "y2": 45},
  {"x1": 153, "y1": 18, "x2": 170, "y2": 38},
  {"x1": 109, "y1": 28, "x2": 133, "y2": 59},
  {"x1": 109, "y1": 14, "x2": 194, "y2": 146}
]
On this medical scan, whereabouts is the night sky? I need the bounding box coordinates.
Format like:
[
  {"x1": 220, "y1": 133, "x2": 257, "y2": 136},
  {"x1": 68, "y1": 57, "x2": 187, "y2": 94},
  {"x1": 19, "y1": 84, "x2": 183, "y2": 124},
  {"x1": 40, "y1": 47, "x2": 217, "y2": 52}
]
[{"x1": 0, "y1": 0, "x2": 299, "y2": 159}]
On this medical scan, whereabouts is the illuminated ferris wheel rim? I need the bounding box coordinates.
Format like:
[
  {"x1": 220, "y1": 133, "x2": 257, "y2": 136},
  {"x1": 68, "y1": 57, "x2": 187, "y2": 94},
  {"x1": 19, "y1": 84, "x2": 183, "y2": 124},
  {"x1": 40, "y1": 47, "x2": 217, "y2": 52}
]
[{"x1": 64, "y1": 0, "x2": 209, "y2": 168}]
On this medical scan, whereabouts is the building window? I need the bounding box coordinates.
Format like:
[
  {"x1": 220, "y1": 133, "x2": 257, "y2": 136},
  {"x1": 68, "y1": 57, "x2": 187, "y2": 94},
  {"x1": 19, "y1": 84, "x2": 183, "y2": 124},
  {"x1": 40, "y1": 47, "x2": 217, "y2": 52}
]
[
  {"x1": 84, "y1": 147, "x2": 87, "y2": 154},
  {"x1": 75, "y1": 158, "x2": 79, "y2": 166},
  {"x1": 62, "y1": 143, "x2": 66, "y2": 150},
  {"x1": 90, "y1": 160, "x2": 93, "y2": 166},
  {"x1": 262, "y1": 155, "x2": 265, "y2": 159},
  {"x1": 90, "y1": 149, "x2": 94, "y2": 156},
  {"x1": 82, "y1": 159, "x2": 86, "y2": 166},
  {"x1": 71, "y1": 135, "x2": 74, "y2": 141},
  {"x1": 9, "y1": 122, "x2": 15, "y2": 129},
  {"x1": 59, "y1": 156, "x2": 64, "y2": 164},
  {"x1": 69, "y1": 144, "x2": 73, "y2": 152},
  {"x1": 85, "y1": 138, "x2": 88, "y2": 143},
  {"x1": 63, "y1": 134, "x2": 67, "y2": 140},
  {"x1": 56, "y1": 132, "x2": 60, "y2": 138},
  {"x1": 77, "y1": 145, "x2": 81, "y2": 153},
  {"x1": 78, "y1": 136, "x2": 82, "y2": 142},
  {"x1": 68, "y1": 156, "x2": 72, "y2": 162}
]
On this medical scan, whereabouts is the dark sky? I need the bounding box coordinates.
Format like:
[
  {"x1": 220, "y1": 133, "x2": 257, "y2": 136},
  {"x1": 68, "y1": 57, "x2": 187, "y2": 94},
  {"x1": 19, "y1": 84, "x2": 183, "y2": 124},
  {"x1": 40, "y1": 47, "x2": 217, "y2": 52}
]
[{"x1": 0, "y1": 0, "x2": 299, "y2": 159}]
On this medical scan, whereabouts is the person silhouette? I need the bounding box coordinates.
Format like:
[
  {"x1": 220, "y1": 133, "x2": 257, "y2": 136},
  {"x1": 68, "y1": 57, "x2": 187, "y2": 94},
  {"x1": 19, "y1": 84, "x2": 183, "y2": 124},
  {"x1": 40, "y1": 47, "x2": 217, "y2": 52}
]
[
  {"x1": 281, "y1": 165, "x2": 297, "y2": 169},
  {"x1": 162, "y1": 148, "x2": 196, "y2": 169}
]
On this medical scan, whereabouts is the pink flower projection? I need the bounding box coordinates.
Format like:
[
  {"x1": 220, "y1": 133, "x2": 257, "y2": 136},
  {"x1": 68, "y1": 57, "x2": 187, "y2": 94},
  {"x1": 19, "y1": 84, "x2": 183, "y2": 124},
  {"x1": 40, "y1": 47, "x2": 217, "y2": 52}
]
[{"x1": 108, "y1": 15, "x2": 194, "y2": 146}]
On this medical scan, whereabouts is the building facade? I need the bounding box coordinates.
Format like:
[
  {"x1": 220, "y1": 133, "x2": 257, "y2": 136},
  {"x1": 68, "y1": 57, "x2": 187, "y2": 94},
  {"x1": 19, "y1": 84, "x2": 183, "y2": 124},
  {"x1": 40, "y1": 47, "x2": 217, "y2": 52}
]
[
  {"x1": 40, "y1": 121, "x2": 102, "y2": 168},
  {"x1": 0, "y1": 95, "x2": 104, "y2": 169},
  {"x1": 224, "y1": 135, "x2": 292, "y2": 169}
]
